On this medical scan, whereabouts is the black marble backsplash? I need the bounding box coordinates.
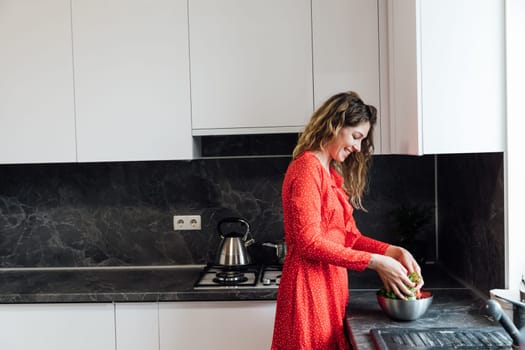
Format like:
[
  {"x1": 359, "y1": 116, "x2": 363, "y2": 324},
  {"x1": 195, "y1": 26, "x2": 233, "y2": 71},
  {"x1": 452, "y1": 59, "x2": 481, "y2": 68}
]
[
  {"x1": 0, "y1": 158, "x2": 290, "y2": 267},
  {"x1": 0, "y1": 154, "x2": 434, "y2": 268},
  {"x1": 0, "y1": 151, "x2": 503, "y2": 279},
  {"x1": 437, "y1": 153, "x2": 505, "y2": 293}
]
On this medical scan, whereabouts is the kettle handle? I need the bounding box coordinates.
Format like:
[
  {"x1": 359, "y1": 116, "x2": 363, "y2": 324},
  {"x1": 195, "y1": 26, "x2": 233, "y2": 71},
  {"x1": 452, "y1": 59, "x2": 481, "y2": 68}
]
[{"x1": 218, "y1": 217, "x2": 251, "y2": 239}]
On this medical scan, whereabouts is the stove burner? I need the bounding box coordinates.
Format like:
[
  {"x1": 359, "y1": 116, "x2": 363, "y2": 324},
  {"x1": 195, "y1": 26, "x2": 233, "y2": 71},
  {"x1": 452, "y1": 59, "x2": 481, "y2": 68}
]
[
  {"x1": 213, "y1": 271, "x2": 248, "y2": 285},
  {"x1": 193, "y1": 264, "x2": 281, "y2": 289}
]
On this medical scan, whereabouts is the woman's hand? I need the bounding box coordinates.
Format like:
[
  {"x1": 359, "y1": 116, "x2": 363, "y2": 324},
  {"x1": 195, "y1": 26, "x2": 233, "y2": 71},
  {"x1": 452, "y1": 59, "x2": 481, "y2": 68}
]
[
  {"x1": 368, "y1": 246, "x2": 424, "y2": 299},
  {"x1": 385, "y1": 246, "x2": 423, "y2": 286}
]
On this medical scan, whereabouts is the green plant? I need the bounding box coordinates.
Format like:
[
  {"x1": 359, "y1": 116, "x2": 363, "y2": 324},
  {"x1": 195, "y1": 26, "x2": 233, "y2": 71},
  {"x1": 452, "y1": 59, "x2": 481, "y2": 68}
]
[{"x1": 391, "y1": 205, "x2": 433, "y2": 244}]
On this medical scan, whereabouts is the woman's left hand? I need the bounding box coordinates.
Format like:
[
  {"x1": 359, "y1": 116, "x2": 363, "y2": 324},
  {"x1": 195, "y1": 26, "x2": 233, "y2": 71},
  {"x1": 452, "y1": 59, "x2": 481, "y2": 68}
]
[{"x1": 385, "y1": 245, "x2": 424, "y2": 289}]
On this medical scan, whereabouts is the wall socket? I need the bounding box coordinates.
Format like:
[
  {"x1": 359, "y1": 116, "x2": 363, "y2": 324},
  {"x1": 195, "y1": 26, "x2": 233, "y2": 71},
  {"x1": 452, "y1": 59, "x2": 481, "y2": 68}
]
[{"x1": 173, "y1": 215, "x2": 201, "y2": 230}]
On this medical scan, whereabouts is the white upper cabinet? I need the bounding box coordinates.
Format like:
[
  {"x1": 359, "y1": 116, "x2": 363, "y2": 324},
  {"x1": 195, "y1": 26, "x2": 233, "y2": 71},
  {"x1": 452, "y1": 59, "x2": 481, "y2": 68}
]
[
  {"x1": 3, "y1": 0, "x2": 505, "y2": 162},
  {"x1": 0, "y1": 0, "x2": 76, "y2": 164},
  {"x1": 72, "y1": 0, "x2": 194, "y2": 161},
  {"x1": 189, "y1": 0, "x2": 313, "y2": 135},
  {"x1": 387, "y1": 0, "x2": 505, "y2": 155},
  {"x1": 505, "y1": 0, "x2": 525, "y2": 291},
  {"x1": 312, "y1": 0, "x2": 385, "y2": 153}
]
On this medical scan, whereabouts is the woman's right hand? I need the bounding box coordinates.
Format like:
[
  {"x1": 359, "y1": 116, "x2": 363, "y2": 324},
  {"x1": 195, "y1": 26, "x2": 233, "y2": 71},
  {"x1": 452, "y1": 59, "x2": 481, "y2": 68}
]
[{"x1": 367, "y1": 254, "x2": 416, "y2": 300}]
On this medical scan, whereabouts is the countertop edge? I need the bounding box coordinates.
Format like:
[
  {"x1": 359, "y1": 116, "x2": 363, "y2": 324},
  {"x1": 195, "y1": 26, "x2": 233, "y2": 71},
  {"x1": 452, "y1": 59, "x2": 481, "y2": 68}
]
[{"x1": 0, "y1": 266, "x2": 278, "y2": 304}]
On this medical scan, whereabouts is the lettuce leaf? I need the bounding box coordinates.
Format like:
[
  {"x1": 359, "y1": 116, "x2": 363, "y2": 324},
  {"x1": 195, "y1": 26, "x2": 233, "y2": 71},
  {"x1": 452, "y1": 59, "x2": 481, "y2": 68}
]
[{"x1": 377, "y1": 272, "x2": 421, "y2": 300}]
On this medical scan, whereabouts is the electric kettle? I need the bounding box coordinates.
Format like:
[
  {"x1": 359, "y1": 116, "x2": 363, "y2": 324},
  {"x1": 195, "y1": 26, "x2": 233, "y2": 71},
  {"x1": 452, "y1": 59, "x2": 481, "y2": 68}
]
[{"x1": 215, "y1": 217, "x2": 254, "y2": 267}]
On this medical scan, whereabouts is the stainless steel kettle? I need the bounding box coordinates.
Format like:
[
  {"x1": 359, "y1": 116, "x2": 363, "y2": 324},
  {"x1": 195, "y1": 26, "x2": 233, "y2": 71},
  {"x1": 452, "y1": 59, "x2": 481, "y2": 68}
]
[{"x1": 215, "y1": 217, "x2": 254, "y2": 266}]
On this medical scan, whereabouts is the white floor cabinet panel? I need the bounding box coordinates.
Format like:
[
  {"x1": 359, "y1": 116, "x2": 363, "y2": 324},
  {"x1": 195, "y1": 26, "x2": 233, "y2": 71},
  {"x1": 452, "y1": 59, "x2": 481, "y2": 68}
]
[
  {"x1": 159, "y1": 301, "x2": 277, "y2": 350},
  {"x1": 0, "y1": 303, "x2": 115, "y2": 350},
  {"x1": 115, "y1": 303, "x2": 159, "y2": 350}
]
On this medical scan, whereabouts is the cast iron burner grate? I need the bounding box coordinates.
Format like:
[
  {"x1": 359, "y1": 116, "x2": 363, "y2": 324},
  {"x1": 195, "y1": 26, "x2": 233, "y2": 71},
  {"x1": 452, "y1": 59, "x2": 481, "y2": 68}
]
[
  {"x1": 213, "y1": 271, "x2": 248, "y2": 284},
  {"x1": 370, "y1": 327, "x2": 513, "y2": 349}
]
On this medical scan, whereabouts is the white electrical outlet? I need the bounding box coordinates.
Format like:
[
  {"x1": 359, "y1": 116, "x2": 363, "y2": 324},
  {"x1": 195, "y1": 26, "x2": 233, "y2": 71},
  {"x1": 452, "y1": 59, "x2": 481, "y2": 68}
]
[{"x1": 173, "y1": 215, "x2": 201, "y2": 230}]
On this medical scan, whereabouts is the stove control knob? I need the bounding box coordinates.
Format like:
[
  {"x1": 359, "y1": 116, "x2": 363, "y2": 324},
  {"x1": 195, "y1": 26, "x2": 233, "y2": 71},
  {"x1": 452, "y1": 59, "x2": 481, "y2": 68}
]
[{"x1": 262, "y1": 277, "x2": 271, "y2": 285}]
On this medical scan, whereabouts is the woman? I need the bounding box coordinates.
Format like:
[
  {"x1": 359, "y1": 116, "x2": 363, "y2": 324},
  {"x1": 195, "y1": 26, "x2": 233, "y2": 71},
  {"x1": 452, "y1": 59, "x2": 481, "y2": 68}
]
[{"x1": 271, "y1": 91, "x2": 424, "y2": 350}]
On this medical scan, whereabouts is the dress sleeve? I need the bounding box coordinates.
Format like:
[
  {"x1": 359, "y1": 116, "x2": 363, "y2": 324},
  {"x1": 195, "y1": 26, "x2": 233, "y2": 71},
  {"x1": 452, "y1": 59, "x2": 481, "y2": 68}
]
[
  {"x1": 285, "y1": 163, "x2": 377, "y2": 272},
  {"x1": 352, "y1": 235, "x2": 390, "y2": 255}
]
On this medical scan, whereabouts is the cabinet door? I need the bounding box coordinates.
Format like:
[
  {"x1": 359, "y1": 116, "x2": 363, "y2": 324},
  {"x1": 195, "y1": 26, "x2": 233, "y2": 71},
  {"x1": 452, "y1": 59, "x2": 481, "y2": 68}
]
[
  {"x1": 419, "y1": 0, "x2": 505, "y2": 154},
  {"x1": 387, "y1": 0, "x2": 505, "y2": 155},
  {"x1": 159, "y1": 301, "x2": 276, "y2": 350},
  {"x1": 505, "y1": 0, "x2": 525, "y2": 291},
  {"x1": 72, "y1": 0, "x2": 193, "y2": 161},
  {"x1": 0, "y1": 303, "x2": 115, "y2": 350},
  {"x1": 189, "y1": 0, "x2": 313, "y2": 135},
  {"x1": 387, "y1": 0, "x2": 420, "y2": 155},
  {"x1": 0, "y1": 0, "x2": 76, "y2": 164},
  {"x1": 312, "y1": 0, "x2": 383, "y2": 152},
  {"x1": 115, "y1": 303, "x2": 159, "y2": 350}
]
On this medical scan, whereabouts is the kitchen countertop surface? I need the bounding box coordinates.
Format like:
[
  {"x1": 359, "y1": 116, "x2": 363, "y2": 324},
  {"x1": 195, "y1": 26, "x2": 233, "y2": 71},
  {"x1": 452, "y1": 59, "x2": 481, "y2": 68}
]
[
  {"x1": 0, "y1": 263, "x2": 456, "y2": 304},
  {"x1": 345, "y1": 288, "x2": 499, "y2": 349},
  {"x1": 345, "y1": 265, "x2": 506, "y2": 349},
  {"x1": 0, "y1": 263, "x2": 504, "y2": 349},
  {"x1": 0, "y1": 265, "x2": 278, "y2": 303},
  {"x1": 1, "y1": 263, "x2": 508, "y2": 348},
  {"x1": 0, "y1": 263, "x2": 484, "y2": 305}
]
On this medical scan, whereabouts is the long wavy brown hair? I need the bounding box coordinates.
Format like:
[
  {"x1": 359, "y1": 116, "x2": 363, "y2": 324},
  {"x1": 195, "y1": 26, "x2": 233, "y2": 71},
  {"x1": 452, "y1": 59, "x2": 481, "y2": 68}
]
[{"x1": 292, "y1": 91, "x2": 377, "y2": 210}]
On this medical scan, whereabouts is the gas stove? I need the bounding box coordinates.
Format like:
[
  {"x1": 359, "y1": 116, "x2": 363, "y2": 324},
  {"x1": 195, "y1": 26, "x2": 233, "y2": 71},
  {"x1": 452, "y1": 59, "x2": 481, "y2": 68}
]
[{"x1": 193, "y1": 264, "x2": 282, "y2": 289}]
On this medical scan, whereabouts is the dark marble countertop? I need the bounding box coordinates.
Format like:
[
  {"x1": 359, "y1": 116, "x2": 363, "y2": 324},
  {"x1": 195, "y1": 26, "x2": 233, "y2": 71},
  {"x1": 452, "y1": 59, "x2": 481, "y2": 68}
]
[
  {"x1": 1, "y1": 263, "x2": 512, "y2": 347},
  {"x1": 0, "y1": 260, "x2": 501, "y2": 350},
  {"x1": 345, "y1": 289, "x2": 500, "y2": 350},
  {"x1": 2, "y1": 265, "x2": 509, "y2": 349},
  {"x1": 0, "y1": 265, "x2": 278, "y2": 303},
  {"x1": 0, "y1": 262, "x2": 467, "y2": 305}
]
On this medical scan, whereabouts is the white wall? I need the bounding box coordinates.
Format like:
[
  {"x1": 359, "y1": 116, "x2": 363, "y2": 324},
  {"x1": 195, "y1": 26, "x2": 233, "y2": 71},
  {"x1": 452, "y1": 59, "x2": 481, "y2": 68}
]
[{"x1": 505, "y1": 0, "x2": 525, "y2": 291}]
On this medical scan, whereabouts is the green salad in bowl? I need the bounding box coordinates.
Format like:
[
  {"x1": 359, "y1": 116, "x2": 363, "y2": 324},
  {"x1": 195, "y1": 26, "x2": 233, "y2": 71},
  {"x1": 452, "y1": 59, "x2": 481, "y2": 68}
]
[
  {"x1": 376, "y1": 272, "x2": 433, "y2": 321},
  {"x1": 377, "y1": 272, "x2": 425, "y2": 300}
]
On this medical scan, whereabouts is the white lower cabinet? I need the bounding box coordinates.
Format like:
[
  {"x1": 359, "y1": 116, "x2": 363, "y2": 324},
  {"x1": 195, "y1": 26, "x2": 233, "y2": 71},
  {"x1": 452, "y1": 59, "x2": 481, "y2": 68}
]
[
  {"x1": 0, "y1": 300, "x2": 276, "y2": 350},
  {"x1": 0, "y1": 303, "x2": 115, "y2": 350},
  {"x1": 159, "y1": 301, "x2": 277, "y2": 350},
  {"x1": 115, "y1": 303, "x2": 159, "y2": 350}
]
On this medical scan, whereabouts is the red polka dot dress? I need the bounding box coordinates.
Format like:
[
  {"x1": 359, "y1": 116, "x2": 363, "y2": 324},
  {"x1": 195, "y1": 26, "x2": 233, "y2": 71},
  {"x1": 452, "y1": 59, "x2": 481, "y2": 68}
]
[{"x1": 271, "y1": 151, "x2": 390, "y2": 350}]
